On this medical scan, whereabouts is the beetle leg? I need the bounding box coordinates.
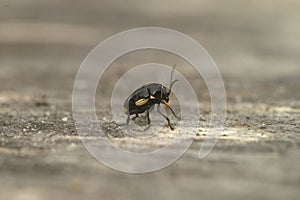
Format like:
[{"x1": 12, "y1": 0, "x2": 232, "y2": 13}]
[
  {"x1": 146, "y1": 109, "x2": 151, "y2": 124},
  {"x1": 162, "y1": 101, "x2": 181, "y2": 120},
  {"x1": 126, "y1": 114, "x2": 130, "y2": 124},
  {"x1": 149, "y1": 105, "x2": 155, "y2": 112},
  {"x1": 132, "y1": 113, "x2": 139, "y2": 120},
  {"x1": 144, "y1": 109, "x2": 151, "y2": 131},
  {"x1": 157, "y1": 104, "x2": 174, "y2": 130}
]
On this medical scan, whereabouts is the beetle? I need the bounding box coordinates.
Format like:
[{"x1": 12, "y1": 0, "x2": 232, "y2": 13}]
[{"x1": 123, "y1": 65, "x2": 180, "y2": 130}]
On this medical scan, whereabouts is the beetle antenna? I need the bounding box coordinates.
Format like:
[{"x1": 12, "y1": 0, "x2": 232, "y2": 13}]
[
  {"x1": 170, "y1": 79, "x2": 178, "y2": 90},
  {"x1": 169, "y1": 64, "x2": 178, "y2": 92},
  {"x1": 169, "y1": 64, "x2": 176, "y2": 87}
]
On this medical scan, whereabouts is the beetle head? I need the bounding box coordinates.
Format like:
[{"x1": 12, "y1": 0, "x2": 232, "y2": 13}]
[{"x1": 161, "y1": 86, "x2": 170, "y2": 103}]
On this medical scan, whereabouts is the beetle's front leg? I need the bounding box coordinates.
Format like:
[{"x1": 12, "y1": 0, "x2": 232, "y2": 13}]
[
  {"x1": 157, "y1": 104, "x2": 174, "y2": 130},
  {"x1": 162, "y1": 101, "x2": 181, "y2": 120}
]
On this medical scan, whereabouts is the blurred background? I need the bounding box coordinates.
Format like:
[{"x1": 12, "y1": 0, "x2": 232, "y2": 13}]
[
  {"x1": 0, "y1": 0, "x2": 299, "y2": 200},
  {"x1": 1, "y1": 0, "x2": 299, "y2": 99}
]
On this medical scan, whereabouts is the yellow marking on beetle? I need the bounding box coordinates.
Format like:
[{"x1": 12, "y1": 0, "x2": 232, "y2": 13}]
[
  {"x1": 135, "y1": 98, "x2": 149, "y2": 106},
  {"x1": 150, "y1": 95, "x2": 155, "y2": 99}
]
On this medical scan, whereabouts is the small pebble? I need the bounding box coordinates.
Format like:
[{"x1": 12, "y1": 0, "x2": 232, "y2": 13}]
[{"x1": 62, "y1": 117, "x2": 68, "y2": 122}]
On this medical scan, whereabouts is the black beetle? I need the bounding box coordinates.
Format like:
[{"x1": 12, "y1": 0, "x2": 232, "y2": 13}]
[{"x1": 123, "y1": 65, "x2": 180, "y2": 130}]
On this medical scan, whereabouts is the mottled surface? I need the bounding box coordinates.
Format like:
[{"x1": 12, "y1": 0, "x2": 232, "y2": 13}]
[{"x1": 0, "y1": 0, "x2": 300, "y2": 200}]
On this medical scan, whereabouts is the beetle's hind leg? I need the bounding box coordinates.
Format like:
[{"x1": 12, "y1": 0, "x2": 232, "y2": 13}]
[
  {"x1": 126, "y1": 114, "x2": 140, "y2": 123},
  {"x1": 132, "y1": 113, "x2": 139, "y2": 120},
  {"x1": 144, "y1": 109, "x2": 151, "y2": 131},
  {"x1": 146, "y1": 109, "x2": 151, "y2": 124},
  {"x1": 126, "y1": 114, "x2": 130, "y2": 124},
  {"x1": 157, "y1": 104, "x2": 174, "y2": 130}
]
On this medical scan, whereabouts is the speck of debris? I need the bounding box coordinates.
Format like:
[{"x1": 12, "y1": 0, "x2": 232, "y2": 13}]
[
  {"x1": 35, "y1": 95, "x2": 49, "y2": 107},
  {"x1": 62, "y1": 117, "x2": 68, "y2": 122},
  {"x1": 260, "y1": 124, "x2": 267, "y2": 129}
]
